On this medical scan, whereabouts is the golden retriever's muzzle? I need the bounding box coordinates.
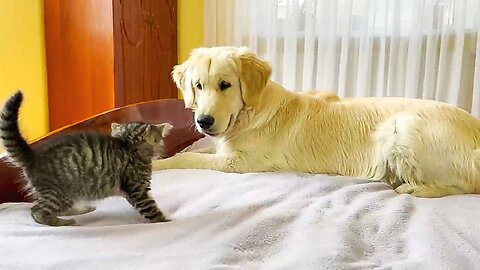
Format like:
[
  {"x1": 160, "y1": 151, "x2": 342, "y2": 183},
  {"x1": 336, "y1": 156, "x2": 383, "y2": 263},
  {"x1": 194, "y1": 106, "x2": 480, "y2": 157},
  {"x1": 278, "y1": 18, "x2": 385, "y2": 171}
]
[
  {"x1": 197, "y1": 114, "x2": 215, "y2": 130},
  {"x1": 195, "y1": 114, "x2": 234, "y2": 136}
]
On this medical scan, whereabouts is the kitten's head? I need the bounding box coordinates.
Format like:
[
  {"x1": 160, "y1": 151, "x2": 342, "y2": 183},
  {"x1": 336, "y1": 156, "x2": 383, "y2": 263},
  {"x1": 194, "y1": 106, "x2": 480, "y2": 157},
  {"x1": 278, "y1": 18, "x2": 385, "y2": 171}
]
[{"x1": 110, "y1": 122, "x2": 173, "y2": 159}]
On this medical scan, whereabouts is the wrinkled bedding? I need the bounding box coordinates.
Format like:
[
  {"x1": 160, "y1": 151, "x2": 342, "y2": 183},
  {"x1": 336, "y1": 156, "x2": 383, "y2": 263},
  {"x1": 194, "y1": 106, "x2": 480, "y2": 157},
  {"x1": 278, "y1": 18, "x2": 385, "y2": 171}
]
[{"x1": 1, "y1": 167, "x2": 480, "y2": 269}]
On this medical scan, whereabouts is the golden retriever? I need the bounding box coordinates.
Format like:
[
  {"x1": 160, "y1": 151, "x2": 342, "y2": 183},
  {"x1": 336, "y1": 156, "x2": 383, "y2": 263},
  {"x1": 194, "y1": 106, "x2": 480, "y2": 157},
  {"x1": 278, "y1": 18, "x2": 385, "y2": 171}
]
[{"x1": 152, "y1": 46, "x2": 480, "y2": 198}]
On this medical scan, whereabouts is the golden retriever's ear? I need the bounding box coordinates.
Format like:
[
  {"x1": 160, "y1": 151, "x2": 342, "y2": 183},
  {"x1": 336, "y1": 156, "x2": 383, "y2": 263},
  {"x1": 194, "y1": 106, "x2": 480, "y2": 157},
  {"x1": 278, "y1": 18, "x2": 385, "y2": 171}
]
[
  {"x1": 234, "y1": 50, "x2": 272, "y2": 108},
  {"x1": 172, "y1": 64, "x2": 194, "y2": 108}
]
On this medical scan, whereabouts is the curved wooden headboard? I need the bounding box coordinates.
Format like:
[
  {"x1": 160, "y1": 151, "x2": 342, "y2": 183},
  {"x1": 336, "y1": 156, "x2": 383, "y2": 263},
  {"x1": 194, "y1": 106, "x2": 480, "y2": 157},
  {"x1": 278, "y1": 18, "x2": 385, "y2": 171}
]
[{"x1": 0, "y1": 99, "x2": 203, "y2": 203}]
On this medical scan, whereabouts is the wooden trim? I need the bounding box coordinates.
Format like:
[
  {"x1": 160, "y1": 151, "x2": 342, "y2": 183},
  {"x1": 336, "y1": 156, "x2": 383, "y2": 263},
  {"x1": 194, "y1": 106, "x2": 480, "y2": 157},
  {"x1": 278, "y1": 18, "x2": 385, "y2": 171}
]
[
  {"x1": 170, "y1": 0, "x2": 179, "y2": 99},
  {"x1": 113, "y1": 0, "x2": 125, "y2": 107}
]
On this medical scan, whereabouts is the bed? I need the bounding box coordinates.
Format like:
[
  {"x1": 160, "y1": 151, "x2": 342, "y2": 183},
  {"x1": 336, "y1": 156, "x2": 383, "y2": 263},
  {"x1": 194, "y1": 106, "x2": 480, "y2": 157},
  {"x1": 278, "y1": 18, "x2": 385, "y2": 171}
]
[{"x1": 1, "y1": 99, "x2": 479, "y2": 269}]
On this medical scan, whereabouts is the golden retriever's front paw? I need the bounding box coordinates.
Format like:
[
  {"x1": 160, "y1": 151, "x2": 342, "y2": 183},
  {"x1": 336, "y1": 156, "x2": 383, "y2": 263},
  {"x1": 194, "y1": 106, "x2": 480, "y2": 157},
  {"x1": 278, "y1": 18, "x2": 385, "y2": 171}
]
[
  {"x1": 394, "y1": 183, "x2": 415, "y2": 194},
  {"x1": 395, "y1": 183, "x2": 433, "y2": 197},
  {"x1": 395, "y1": 183, "x2": 463, "y2": 198},
  {"x1": 151, "y1": 159, "x2": 172, "y2": 171}
]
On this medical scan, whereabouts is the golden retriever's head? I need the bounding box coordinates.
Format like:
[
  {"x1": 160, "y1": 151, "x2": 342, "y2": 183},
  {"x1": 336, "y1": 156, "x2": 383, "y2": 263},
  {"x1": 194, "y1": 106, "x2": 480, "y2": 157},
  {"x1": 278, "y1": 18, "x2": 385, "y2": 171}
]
[{"x1": 172, "y1": 46, "x2": 272, "y2": 137}]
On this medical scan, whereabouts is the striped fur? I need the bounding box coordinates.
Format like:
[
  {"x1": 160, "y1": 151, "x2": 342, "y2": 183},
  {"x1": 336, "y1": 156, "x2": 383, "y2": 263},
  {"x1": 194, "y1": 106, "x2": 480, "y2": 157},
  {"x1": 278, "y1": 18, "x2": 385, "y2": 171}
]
[
  {"x1": 0, "y1": 91, "x2": 33, "y2": 167},
  {"x1": 0, "y1": 91, "x2": 173, "y2": 226}
]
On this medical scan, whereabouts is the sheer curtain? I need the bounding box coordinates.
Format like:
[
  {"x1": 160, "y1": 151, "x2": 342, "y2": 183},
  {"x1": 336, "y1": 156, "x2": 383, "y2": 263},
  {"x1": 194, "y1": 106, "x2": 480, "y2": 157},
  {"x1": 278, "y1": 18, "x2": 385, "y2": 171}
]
[{"x1": 204, "y1": 0, "x2": 480, "y2": 117}]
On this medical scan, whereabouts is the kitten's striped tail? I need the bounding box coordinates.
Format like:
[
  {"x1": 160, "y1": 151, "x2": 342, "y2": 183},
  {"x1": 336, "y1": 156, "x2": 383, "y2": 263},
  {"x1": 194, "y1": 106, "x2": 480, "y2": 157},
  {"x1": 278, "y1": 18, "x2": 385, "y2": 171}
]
[{"x1": 0, "y1": 91, "x2": 34, "y2": 167}]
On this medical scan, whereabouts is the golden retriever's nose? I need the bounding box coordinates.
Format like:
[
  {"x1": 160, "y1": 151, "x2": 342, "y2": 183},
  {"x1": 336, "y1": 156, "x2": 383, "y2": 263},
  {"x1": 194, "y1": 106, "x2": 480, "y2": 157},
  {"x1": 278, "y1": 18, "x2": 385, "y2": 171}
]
[{"x1": 197, "y1": 115, "x2": 215, "y2": 129}]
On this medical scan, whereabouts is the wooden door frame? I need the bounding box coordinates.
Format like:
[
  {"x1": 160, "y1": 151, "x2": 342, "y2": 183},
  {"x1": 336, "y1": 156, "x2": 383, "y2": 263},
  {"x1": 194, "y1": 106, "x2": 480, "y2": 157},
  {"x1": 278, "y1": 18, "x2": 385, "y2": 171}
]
[
  {"x1": 113, "y1": 0, "x2": 125, "y2": 107},
  {"x1": 44, "y1": 0, "x2": 116, "y2": 131}
]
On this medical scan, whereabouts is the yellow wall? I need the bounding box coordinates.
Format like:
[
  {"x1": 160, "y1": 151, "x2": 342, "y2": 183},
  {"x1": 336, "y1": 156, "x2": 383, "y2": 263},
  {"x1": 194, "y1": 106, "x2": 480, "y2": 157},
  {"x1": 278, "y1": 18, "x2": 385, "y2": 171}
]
[
  {"x1": 0, "y1": 0, "x2": 200, "y2": 141},
  {"x1": 0, "y1": 0, "x2": 49, "y2": 141},
  {"x1": 178, "y1": 0, "x2": 204, "y2": 63},
  {"x1": 177, "y1": 0, "x2": 204, "y2": 98}
]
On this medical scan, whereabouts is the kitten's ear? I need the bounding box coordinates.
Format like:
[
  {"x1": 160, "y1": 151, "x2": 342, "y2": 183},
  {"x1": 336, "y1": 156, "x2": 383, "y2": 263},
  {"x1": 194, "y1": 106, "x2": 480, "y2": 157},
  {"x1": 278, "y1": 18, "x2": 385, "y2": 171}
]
[
  {"x1": 111, "y1": 123, "x2": 122, "y2": 132},
  {"x1": 155, "y1": 123, "x2": 173, "y2": 137}
]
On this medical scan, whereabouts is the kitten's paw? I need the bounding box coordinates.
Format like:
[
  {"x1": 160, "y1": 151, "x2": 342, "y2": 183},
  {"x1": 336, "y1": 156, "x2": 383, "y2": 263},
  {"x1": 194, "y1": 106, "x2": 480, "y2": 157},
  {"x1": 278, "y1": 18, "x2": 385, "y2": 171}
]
[
  {"x1": 31, "y1": 204, "x2": 78, "y2": 226},
  {"x1": 61, "y1": 206, "x2": 96, "y2": 216},
  {"x1": 149, "y1": 215, "x2": 171, "y2": 223},
  {"x1": 79, "y1": 206, "x2": 96, "y2": 215},
  {"x1": 56, "y1": 218, "x2": 77, "y2": 226},
  {"x1": 33, "y1": 216, "x2": 77, "y2": 226}
]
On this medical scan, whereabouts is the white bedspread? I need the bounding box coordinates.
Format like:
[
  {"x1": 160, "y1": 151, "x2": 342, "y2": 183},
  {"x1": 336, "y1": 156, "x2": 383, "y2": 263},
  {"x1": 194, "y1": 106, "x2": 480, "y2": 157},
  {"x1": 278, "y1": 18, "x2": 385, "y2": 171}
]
[{"x1": 1, "y1": 169, "x2": 480, "y2": 270}]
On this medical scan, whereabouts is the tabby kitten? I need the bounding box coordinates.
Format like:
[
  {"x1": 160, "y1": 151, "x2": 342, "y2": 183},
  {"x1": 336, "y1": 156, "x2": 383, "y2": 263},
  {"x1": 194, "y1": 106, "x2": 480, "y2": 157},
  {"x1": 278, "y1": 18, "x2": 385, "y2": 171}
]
[{"x1": 0, "y1": 91, "x2": 173, "y2": 226}]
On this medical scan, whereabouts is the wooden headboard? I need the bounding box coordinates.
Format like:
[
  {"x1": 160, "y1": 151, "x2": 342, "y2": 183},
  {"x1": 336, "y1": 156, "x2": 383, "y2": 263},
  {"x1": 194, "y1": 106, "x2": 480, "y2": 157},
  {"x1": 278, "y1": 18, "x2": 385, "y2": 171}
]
[{"x1": 0, "y1": 99, "x2": 203, "y2": 203}]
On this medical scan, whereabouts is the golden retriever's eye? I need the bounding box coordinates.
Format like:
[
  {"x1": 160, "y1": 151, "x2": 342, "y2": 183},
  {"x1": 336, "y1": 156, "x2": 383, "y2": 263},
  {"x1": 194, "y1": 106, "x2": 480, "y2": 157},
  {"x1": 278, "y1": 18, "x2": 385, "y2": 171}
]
[
  {"x1": 195, "y1": 82, "x2": 203, "y2": 90},
  {"x1": 219, "y1": 81, "x2": 231, "y2": 91}
]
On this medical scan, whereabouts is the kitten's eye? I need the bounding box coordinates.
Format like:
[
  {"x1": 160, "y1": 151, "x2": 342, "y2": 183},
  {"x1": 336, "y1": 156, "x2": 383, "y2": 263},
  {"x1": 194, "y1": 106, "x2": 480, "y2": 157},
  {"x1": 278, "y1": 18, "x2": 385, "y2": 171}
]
[
  {"x1": 195, "y1": 82, "x2": 203, "y2": 90},
  {"x1": 219, "y1": 81, "x2": 231, "y2": 91}
]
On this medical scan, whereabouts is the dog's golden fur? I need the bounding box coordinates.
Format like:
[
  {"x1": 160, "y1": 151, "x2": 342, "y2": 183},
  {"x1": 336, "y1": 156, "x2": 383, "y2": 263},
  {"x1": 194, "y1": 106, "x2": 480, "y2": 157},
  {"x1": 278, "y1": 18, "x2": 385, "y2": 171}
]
[{"x1": 153, "y1": 46, "x2": 480, "y2": 198}]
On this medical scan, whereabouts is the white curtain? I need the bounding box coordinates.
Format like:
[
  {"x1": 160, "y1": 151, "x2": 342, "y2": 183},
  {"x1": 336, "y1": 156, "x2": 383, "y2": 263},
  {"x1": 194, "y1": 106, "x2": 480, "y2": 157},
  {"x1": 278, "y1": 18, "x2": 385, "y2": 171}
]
[{"x1": 204, "y1": 0, "x2": 480, "y2": 117}]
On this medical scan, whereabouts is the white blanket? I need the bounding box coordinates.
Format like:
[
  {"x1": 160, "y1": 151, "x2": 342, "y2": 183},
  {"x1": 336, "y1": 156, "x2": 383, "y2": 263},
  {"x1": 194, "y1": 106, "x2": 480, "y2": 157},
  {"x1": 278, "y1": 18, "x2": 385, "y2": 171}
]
[{"x1": 1, "y1": 169, "x2": 480, "y2": 270}]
